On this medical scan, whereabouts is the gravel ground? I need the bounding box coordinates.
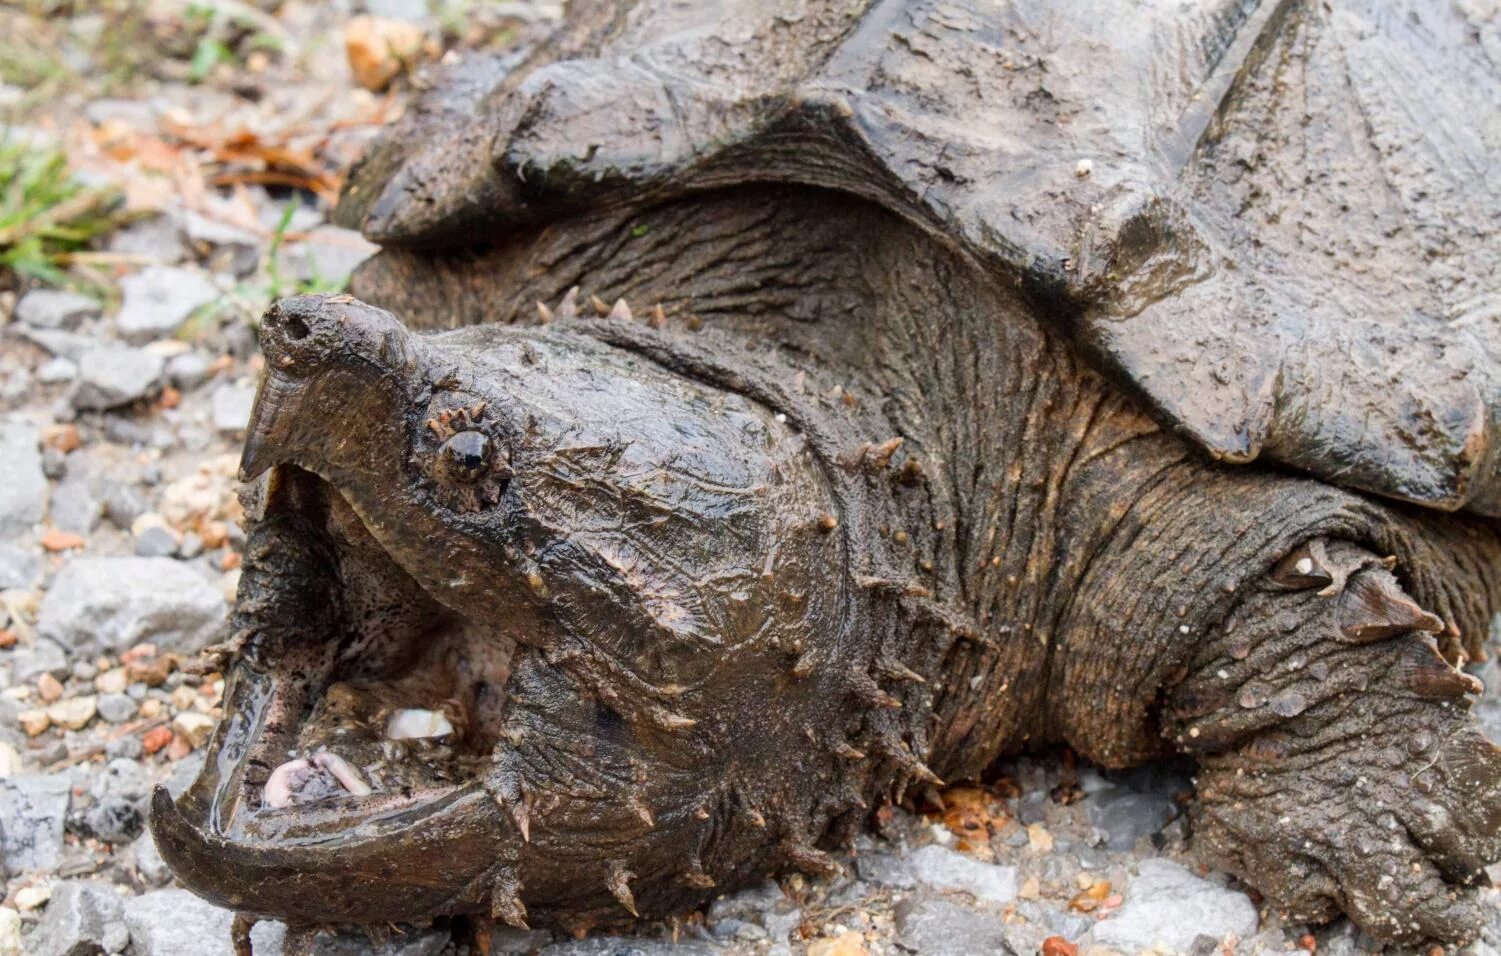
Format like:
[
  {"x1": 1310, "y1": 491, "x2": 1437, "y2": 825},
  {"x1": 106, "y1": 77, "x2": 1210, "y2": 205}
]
[{"x1": 2, "y1": 3, "x2": 1500, "y2": 955}]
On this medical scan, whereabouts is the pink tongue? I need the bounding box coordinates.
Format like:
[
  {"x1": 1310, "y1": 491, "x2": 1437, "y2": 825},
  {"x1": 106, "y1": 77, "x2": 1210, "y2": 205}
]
[
  {"x1": 264, "y1": 753, "x2": 371, "y2": 808},
  {"x1": 311, "y1": 752, "x2": 372, "y2": 796},
  {"x1": 263, "y1": 759, "x2": 313, "y2": 809}
]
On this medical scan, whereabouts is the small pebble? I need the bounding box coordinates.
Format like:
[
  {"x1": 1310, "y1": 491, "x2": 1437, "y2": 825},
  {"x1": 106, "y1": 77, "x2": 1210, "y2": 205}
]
[
  {"x1": 37, "y1": 673, "x2": 64, "y2": 703},
  {"x1": 171, "y1": 712, "x2": 214, "y2": 748},
  {"x1": 14, "y1": 884, "x2": 50, "y2": 911},
  {"x1": 141, "y1": 726, "x2": 172, "y2": 755},
  {"x1": 98, "y1": 693, "x2": 138, "y2": 724},
  {"x1": 95, "y1": 669, "x2": 128, "y2": 695},
  {"x1": 48, "y1": 695, "x2": 97, "y2": 730},
  {"x1": 18, "y1": 710, "x2": 50, "y2": 737}
]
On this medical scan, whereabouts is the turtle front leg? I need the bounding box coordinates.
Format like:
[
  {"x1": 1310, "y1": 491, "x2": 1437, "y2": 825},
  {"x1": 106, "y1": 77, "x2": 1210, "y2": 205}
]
[{"x1": 1166, "y1": 539, "x2": 1501, "y2": 944}]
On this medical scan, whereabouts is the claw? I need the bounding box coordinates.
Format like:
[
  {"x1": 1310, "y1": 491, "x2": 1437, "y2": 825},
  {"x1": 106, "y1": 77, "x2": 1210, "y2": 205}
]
[
  {"x1": 536, "y1": 301, "x2": 554, "y2": 324},
  {"x1": 778, "y1": 840, "x2": 840, "y2": 878},
  {"x1": 1271, "y1": 541, "x2": 1334, "y2": 590},
  {"x1": 557, "y1": 286, "x2": 579, "y2": 320},
  {"x1": 1400, "y1": 637, "x2": 1485, "y2": 699},
  {"x1": 606, "y1": 863, "x2": 638, "y2": 916},
  {"x1": 607, "y1": 298, "x2": 633, "y2": 321},
  {"x1": 876, "y1": 734, "x2": 944, "y2": 785},
  {"x1": 489, "y1": 872, "x2": 528, "y2": 929},
  {"x1": 589, "y1": 294, "x2": 610, "y2": 317},
  {"x1": 491, "y1": 772, "x2": 531, "y2": 842},
  {"x1": 1338, "y1": 570, "x2": 1445, "y2": 642}
]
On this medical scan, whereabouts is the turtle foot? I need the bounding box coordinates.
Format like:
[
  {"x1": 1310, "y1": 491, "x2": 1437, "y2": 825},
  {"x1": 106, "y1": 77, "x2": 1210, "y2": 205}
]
[{"x1": 1170, "y1": 540, "x2": 1501, "y2": 945}]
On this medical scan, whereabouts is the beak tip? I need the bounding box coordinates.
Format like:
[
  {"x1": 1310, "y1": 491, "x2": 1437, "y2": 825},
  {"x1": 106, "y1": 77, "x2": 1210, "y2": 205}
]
[{"x1": 237, "y1": 451, "x2": 272, "y2": 484}]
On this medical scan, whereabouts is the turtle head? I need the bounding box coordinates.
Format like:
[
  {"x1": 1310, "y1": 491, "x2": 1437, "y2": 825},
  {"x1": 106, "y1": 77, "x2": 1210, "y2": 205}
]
[{"x1": 152, "y1": 294, "x2": 852, "y2": 928}]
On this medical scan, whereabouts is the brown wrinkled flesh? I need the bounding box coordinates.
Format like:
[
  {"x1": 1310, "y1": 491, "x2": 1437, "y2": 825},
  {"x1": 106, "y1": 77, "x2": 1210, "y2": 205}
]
[{"x1": 152, "y1": 0, "x2": 1501, "y2": 948}]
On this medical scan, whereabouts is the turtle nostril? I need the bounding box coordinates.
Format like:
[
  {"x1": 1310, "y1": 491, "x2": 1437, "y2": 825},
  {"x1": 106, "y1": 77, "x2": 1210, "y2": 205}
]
[{"x1": 284, "y1": 314, "x2": 311, "y2": 341}]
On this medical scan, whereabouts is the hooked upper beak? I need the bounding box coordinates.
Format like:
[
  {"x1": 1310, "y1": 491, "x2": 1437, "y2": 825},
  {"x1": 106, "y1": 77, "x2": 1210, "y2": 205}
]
[
  {"x1": 240, "y1": 371, "x2": 302, "y2": 482},
  {"x1": 240, "y1": 294, "x2": 417, "y2": 482}
]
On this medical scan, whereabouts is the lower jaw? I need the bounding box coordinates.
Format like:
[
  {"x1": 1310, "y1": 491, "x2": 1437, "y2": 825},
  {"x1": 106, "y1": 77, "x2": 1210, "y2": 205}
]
[{"x1": 151, "y1": 661, "x2": 509, "y2": 924}]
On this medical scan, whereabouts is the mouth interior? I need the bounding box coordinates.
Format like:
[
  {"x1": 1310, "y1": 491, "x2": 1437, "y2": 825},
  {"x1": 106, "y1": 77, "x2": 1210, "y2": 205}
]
[{"x1": 232, "y1": 465, "x2": 516, "y2": 828}]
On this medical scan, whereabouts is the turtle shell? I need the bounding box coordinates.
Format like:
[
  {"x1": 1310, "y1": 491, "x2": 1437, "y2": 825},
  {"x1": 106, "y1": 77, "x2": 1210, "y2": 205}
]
[{"x1": 337, "y1": 0, "x2": 1501, "y2": 515}]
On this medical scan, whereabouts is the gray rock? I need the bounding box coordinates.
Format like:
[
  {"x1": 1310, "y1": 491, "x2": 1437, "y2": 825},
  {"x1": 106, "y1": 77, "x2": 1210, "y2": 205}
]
[
  {"x1": 0, "y1": 367, "x2": 32, "y2": 402},
  {"x1": 15, "y1": 290, "x2": 99, "y2": 331},
  {"x1": 101, "y1": 921, "x2": 129, "y2": 955},
  {"x1": 893, "y1": 897, "x2": 1016, "y2": 956},
  {"x1": 181, "y1": 210, "x2": 260, "y2": 251},
  {"x1": 50, "y1": 472, "x2": 101, "y2": 535},
  {"x1": 1018, "y1": 901, "x2": 1090, "y2": 942},
  {"x1": 26, "y1": 879, "x2": 123, "y2": 956},
  {"x1": 907, "y1": 844, "x2": 1018, "y2": 905},
  {"x1": 164, "y1": 350, "x2": 214, "y2": 391},
  {"x1": 128, "y1": 830, "x2": 170, "y2": 886},
  {"x1": 17, "y1": 327, "x2": 96, "y2": 362},
  {"x1": 210, "y1": 382, "x2": 256, "y2": 433},
  {"x1": 96, "y1": 694, "x2": 136, "y2": 724},
  {"x1": 538, "y1": 938, "x2": 724, "y2": 955},
  {"x1": 855, "y1": 852, "x2": 916, "y2": 889},
  {"x1": 258, "y1": 201, "x2": 323, "y2": 234},
  {"x1": 279, "y1": 226, "x2": 377, "y2": 284},
  {"x1": 278, "y1": 926, "x2": 452, "y2": 956},
  {"x1": 0, "y1": 420, "x2": 46, "y2": 539},
  {"x1": 1092, "y1": 859, "x2": 1259, "y2": 953},
  {"x1": 107, "y1": 215, "x2": 187, "y2": 265},
  {"x1": 90, "y1": 758, "x2": 150, "y2": 803},
  {"x1": 179, "y1": 532, "x2": 204, "y2": 559},
  {"x1": 1016, "y1": 790, "x2": 1048, "y2": 825},
  {"x1": 163, "y1": 751, "x2": 204, "y2": 798},
  {"x1": 0, "y1": 773, "x2": 70, "y2": 874},
  {"x1": 707, "y1": 880, "x2": 785, "y2": 923},
  {"x1": 37, "y1": 556, "x2": 227, "y2": 654},
  {"x1": 0, "y1": 543, "x2": 42, "y2": 590},
  {"x1": 37, "y1": 358, "x2": 79, "y2": 384},
  {"x1": 132, "y1": 526, "x2": 178, "y2": 558},
  {"x1": 42, "y1": 445, "x2": 68, "y2": 479},
  {"x1": 1085, "y1": 786, "x2": 1180, "y2": 851},
  {"x1": 80, "y1": 758, "x2": 150, "y2": 843},
  {"x1": 491, "y1": 928, "x2": 556, "y2": 954},
  {"x1": 82, "y1": 797, "x2": 144, "y2": 845},
  {"x1": 123, "y1": 890, "x2": 282, "y2": 956},
  {"x1": 105, "y1": 735, "x2": 142, "y2": 760},
  {"x1": 114, "y1": 267, "x2": 218, "y2": 343},
  {"x1": 103, "y1": 486, "x2": 147, "y2": 530},
  {"x1": 10, "y1": 638, "x2": 69, "y2": 682},
  {"x1": 72, "y1": 346, "x2": 164, "y2": 410}
]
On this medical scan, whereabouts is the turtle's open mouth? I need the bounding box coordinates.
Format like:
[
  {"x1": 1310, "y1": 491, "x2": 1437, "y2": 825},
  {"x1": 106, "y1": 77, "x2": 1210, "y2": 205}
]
[{"x1": 151, "y1": 455, "x2": 521, "y2": 924}]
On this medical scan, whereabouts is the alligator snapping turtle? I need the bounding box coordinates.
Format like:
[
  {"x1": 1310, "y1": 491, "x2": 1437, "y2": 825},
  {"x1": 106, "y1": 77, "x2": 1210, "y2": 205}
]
[{"x1": 152, "y1": 0, "x2": 1501, "y2": 949}]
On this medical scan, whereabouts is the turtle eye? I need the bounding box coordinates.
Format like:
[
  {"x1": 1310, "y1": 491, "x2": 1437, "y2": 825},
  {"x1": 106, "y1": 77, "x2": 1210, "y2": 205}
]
[{"x1": 438, "y1": 430, "x2": 492, "y2": 483}]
